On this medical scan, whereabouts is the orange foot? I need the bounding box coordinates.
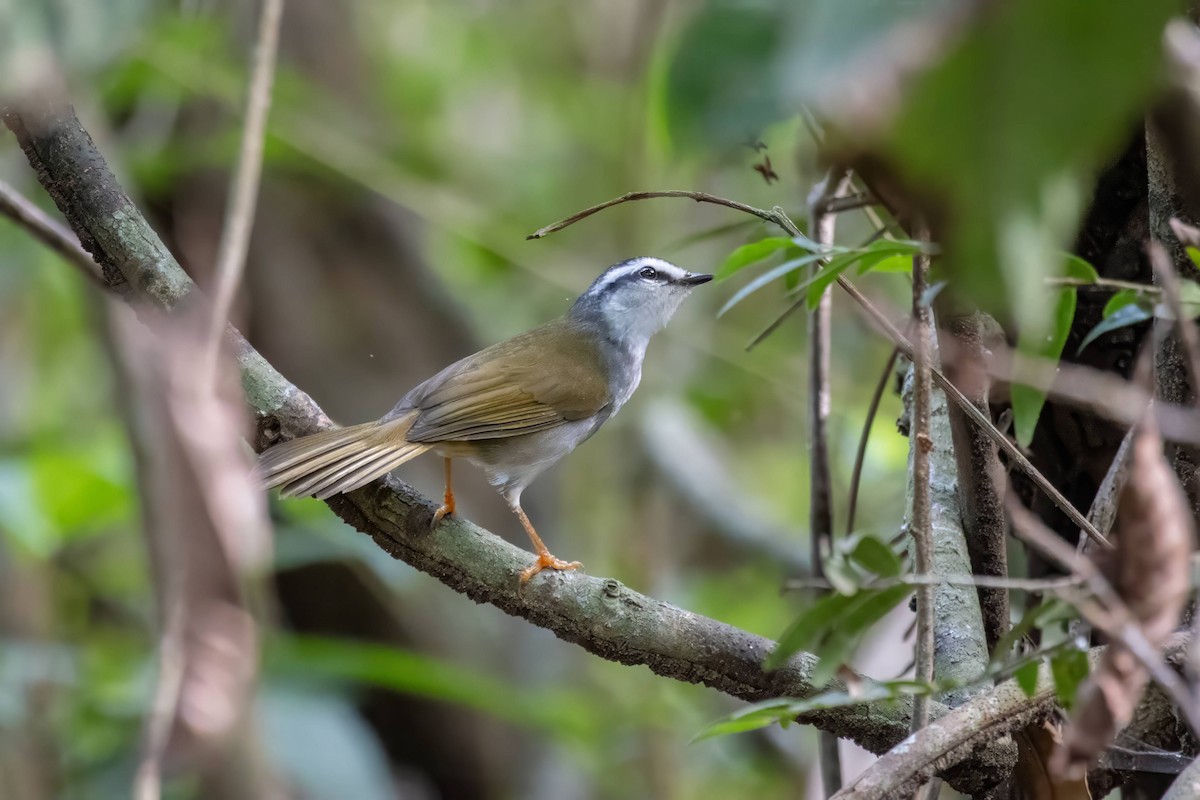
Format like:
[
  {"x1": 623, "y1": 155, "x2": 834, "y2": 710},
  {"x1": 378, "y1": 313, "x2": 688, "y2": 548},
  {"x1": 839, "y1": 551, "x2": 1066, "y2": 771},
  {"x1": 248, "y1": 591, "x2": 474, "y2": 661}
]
[
  {"x1": 519, "y1": 552, "x2": 583, "y2": 585},
  {"x1": 432, "y1": 491, "x2": 455, "y2": 527}
]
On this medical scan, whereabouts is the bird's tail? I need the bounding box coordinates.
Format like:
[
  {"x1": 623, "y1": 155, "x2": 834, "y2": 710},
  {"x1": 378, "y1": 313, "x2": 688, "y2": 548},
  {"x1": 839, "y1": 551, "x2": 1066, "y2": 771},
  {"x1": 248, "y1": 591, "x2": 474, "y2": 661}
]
[{"x1": 257, "y1": 412, "x2": 430, "y2": 500}]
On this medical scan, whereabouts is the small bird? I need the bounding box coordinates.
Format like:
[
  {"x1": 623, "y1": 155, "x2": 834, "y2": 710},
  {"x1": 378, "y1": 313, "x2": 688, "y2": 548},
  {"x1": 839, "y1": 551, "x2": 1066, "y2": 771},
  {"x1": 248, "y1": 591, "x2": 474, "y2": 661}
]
[{"x1": 258, "y1": 257, "x2": 712, "y2": 583}]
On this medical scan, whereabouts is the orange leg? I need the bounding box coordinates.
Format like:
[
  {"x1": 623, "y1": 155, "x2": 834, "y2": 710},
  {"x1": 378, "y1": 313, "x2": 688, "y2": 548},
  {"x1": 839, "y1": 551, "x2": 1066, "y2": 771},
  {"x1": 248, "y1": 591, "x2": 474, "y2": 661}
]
[
  {"x1": 432, "y1": 458, "x2": 455, "y2": 525},
  {"x1": 511, "y1": 503, "x2": 581, "y2": 585}
]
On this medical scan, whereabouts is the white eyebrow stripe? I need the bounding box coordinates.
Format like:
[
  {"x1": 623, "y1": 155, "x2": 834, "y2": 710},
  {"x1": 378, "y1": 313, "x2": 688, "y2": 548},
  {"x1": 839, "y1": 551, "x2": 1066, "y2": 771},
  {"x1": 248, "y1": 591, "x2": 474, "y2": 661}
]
[{"x1": 584, "y1": 257, "x2": 687, "y2": 296}]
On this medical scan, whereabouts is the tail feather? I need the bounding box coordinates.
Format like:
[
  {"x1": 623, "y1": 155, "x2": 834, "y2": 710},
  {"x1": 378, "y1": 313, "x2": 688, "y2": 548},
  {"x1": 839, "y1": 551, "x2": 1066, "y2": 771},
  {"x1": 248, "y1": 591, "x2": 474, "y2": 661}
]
[
  {"x1": 258, "y1": 413, "x2": 430, "y2": 499},
  {"x1": 282, "y1": 444, "x2": 391, "y2": 498},
  {"x1": 315, "y1": 444, "x2": 427, "y2": 499}
]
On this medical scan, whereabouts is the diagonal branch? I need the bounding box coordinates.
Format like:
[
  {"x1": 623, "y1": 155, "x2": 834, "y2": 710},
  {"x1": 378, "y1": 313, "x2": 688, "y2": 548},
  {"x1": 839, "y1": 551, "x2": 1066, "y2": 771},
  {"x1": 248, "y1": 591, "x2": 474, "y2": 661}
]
[{"x1": 1, "y1": 97, "x2": 962, "y2": 783}]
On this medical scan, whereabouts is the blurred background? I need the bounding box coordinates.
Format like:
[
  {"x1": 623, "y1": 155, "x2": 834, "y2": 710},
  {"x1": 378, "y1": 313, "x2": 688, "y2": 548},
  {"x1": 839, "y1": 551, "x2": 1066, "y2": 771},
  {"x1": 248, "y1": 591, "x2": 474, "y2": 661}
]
[{"x1": 0, "y1": 1, "x2": 1000, "y2": 798}]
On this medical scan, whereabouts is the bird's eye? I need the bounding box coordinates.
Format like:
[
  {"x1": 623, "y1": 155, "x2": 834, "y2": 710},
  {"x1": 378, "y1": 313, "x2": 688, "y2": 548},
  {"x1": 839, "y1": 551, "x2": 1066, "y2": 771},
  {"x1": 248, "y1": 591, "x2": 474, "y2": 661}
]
[{"x1": 638, "y1": 266, "x2": 658, "y2": 280}]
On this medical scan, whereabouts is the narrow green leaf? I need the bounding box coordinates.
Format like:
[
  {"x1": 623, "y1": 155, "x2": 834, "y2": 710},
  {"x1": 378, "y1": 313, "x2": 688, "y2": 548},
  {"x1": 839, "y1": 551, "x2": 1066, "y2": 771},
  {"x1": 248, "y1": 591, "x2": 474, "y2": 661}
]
[
  {"x1": 1062, "y1": 254, "x2": 1099, "y2": 283},
  {"x1": 717, "y1": 253, "x2": 825, "y2": 316},
  {"x1": 811, "y1": 585, "x2": 913, "y2": 684},
  {"x1": 847, "y1": 535, "x2": 902, "y2": 578},
  {"x1": 1050, "y1": 646, "x2": 1089, "y2": 710},
  {"x1": 1078, "y1": 302, "x2": 1153, "y2": 354},
  {"x1": 693, "y1": 686, "x2": 895, "y2": 742},
  {"x1": 989, "y1": 598, "x2": 1067, "y2": 666},
  {"x1": 1188, "y1": 246, "x2": 1200, "y2": 270},
  {"x1": 1103, "y1": 288, "x2": 1145, "y2": 318},
  {"x1": 804, "y1": 242, "x2": 927, "y2": 309},
  {"x1": 859, "y1": 253, "x2": 912, "y2": 274},
  {"x1": 1014, "y1": 660, "x2": 1040, "y2": 697},
  {"x1": 716, "y1": 237, "x2": 793, "y2": 280},
  {"x1": 822, "y1": 557, "x2": 861, "y2": 596},
  {"x1": 804, "y1": 252, "x2": 862, "y2": 309},
  {"x1": 1010, "y1": 255, "x2": 1097, "y2": 447},
  {"x1": 766, "y1": 593, "x2": 854, "y2": 669}
]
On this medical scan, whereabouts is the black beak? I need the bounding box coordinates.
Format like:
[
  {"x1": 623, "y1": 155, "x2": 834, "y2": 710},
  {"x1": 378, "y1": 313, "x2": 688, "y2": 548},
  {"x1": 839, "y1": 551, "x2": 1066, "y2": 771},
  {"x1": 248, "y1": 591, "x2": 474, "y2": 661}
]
[{"x1": 679, "y1": 272, "x2": 713, "y2": 287}]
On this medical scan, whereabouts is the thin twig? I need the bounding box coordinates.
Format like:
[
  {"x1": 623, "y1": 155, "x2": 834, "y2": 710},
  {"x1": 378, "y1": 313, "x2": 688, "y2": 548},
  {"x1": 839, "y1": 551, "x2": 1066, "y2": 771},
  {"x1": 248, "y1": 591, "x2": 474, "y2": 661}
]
[
  {"x1": 527, "y1": 190, "x2": 1113, "y2": 549},
  {"x1": 1045, "y1": 276, "x2": 1161, "y2": 292},
  {"x1": 815, "y1": 191, "x2": 880, "y2": 215},
  {"x1": 910, "y1": 219, "x2": 935, "y2": 733},
  {"x1": 808, "y1": 166, "x2": 853, "y2": 797},
  {"x1": 1149, "y1": 240, "x2": 1200, "y2": 399},
  {"x1": 0, "y1": 178, "x2": 102, "y2": 284},
  {"x1": 526, "y1": 190, "x2": 778, "y2": 239},
  {"x1": 1079, "y1": 423, "x2": 1138, "y2": 560},
  {"x1": 785, "y1": 573, "x2": 1084, "y2": 593},
  {"x1": 847, "y1": 347, "x2": 901, "y2": 535},
  {"x1": 203, "y1": 0, "x2": 285, "y2": 385}
]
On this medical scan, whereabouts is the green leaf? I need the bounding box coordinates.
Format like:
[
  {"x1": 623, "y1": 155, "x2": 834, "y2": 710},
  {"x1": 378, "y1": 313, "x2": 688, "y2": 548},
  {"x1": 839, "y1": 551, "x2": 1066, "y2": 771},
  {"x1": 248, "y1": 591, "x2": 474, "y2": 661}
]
[
  {"x1": 694, "y1": 685, "x2": 897, "y2": 742},
  {"x1": 1078, "y1": 302, "x2": 1154, "y2": 354},
  {"x1": 989, "y1": 598, "x2": 1068, "y2": 666},
  {"x1": 716, "y1": 237, "x2": 794, "y2": 280},
  {"x1": 767, "y1": 593, "x2": 855, "y2": 670},
  {"x1": 860, "y1": 253, "x2": 913, "y2": 274},
  {"x1": 1188, "y1": 246, "x2": 1200, "y2": 271},
  {"x1": 1103, "y1": 288, "x2": 1145, "y2": 318},
  {"x1": 717, "y1": 253, "x2": 826, "y2": 316},
  {"x1": 811, "y1": 585, "x2": 913, "y2": 684},
  {"x1": 1011, "y1": 254, "x2": 1097, "y2": 447},
  {"x1": 847, "y1": 534, "x2": 902, "y2": 578},
  {"x1": 1062, "y1": 254, "x2": 1099, "y2": 283},
  {"x1": 1050, "y1": 646, "x2": 1089, "y2": 710},
  {"x1": 766, "y1": 584, "x2": 911, "y2": 673},
  {"x1": 804, "y1": 241, "x2": 926, "y2": 309},
  {"x1": 1014, "y1": 661, "x2": 1040, "y2": 697}
]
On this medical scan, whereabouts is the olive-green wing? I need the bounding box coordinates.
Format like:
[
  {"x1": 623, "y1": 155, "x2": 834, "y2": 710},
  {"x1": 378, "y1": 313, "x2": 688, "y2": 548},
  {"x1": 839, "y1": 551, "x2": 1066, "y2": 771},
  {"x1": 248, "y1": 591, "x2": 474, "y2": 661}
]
[{"x1": 404, "y1": 321, "x2": 612, "y2": 443}]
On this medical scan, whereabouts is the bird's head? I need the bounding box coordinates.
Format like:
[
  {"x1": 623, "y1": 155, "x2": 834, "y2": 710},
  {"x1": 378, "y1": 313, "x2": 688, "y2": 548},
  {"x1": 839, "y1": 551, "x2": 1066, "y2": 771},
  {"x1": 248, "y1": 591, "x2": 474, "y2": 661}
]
[{"x1": 569, "y1": 257, "x2": 712, "y2": 348}]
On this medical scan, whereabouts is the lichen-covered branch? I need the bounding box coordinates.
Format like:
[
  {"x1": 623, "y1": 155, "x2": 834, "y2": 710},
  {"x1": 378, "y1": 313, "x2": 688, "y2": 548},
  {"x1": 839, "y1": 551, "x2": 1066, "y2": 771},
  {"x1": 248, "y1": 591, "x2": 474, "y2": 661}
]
[
  {"x1": 2, "y1": 97, "x2": 959, "y2": 779},
  {"x1": 902, "y1": 363, "x2": 990, "y2": 706}
]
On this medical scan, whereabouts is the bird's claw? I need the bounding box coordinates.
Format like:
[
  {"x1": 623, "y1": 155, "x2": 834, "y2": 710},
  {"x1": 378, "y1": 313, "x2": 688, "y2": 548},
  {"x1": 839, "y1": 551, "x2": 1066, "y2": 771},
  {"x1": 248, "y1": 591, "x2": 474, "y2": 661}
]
[{"x1": 519, "y1": 552, "x2": 582, "y2": 587}]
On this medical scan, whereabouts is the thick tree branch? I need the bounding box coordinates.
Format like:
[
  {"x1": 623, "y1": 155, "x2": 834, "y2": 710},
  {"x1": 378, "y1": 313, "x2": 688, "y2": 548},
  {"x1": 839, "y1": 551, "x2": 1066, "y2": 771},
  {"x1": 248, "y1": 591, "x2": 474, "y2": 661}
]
[{"x1": 1, "y1": 98, "x2": 964, "y2": 781}]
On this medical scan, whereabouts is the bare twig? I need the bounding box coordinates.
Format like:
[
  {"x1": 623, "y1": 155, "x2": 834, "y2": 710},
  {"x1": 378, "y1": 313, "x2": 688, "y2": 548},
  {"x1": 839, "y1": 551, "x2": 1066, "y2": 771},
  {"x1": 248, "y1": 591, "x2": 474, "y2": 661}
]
[
  {"x1": 1079, "y1": 423, "x2": 1137, "y2": 560},
  {"x1": 846, "y1": 347, "x2": 900, "y2": 535},
  {"x1": 785, "y1": 573, "x2": 1084, "y2": 593},
  {"x1": 808, "y1": 166, "x2": 853, "y2": 797},
  {"x1": 528, "y1": 190, "x2": 1112, "y2": 549},
  {"x1": 526, "y1": 190, "x2": 780, "y2": 239},
  {"x1": 0, "y1": 178, "x2": 102, "y2": 284},
  {"x1": 1044, "y1": 275, "x2": 1160, "y2": 292},
  {"x1": 910, "y1": 220, "x2": 935, "y2": 734},
  {"x1": 815, "y1": 191, "x2": 880, "y2": 215},
  {"x1": 203, "y1": 0, "x2": 285, "y2": 385}
]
